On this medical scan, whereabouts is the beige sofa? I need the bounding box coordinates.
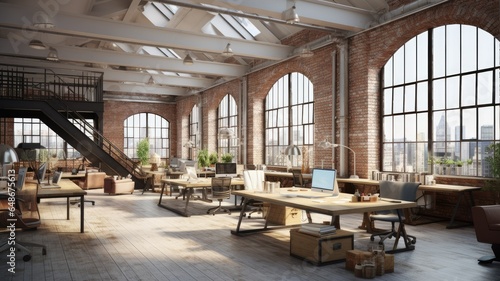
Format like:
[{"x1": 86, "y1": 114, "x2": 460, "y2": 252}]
[
  {"x1": 104, "y1": 177, "x2": 135, "y2": 195},
  {"x1": 74, "y1": 172, "x2": 107, "y2": 190}
]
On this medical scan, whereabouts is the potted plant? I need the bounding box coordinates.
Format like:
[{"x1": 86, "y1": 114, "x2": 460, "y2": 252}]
[
  {"x1": 197, "y1": 149, "x2": 209, "y2": 169},
  {"x1": 484, "y1": 143, "x2": 500, "y2": 204},
  {"x1": 455, "y1": 160, "x2": 463, "y2": 175},
  {"x1": 221, "y1": 153, "x2": 233, "y2": 163},
  {"x1": 208, "y1": 152, "x2": 218, "y2": 167},
  {"x1": 137, "y1": 138, "x2": 150, "y2": 166}
]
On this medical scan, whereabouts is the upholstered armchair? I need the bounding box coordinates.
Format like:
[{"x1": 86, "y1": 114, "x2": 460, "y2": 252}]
[
  {"x1": 104, "y1": 177, "x2": 135, "y2": 195},
  {"x1": 472, "y1": 205, "x2": 500, "y2": 263},
  {"x1": 74, "y1": 171, "x2": 107, "y2": 190}
]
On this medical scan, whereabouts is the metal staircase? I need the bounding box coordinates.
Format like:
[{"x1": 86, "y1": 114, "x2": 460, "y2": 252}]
[{"x1": 0, "y1": 64, "x2": 147, "y2": 188}]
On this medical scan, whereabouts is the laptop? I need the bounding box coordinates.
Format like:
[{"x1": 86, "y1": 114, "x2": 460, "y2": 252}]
[{"x1": 39, "y1": 171, "x2": 63, "y2": 189}]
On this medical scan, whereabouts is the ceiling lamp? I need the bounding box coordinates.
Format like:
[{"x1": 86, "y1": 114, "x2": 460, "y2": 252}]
[
  {"x1": 183, "y1": 140, "x2": 196, "y2": 148},
  {"x1": 29, "y1": 39, "x2": 47, "y2": 50},
  {"x1": 300, "y1": 46, "x2": 314, "y2": 58},
  {"x1": 183, "y1": 53, "x2": 194, "y2": 65},
  {"x1": 222, "y1": 43, "x2": 233, "y2": 57},
  {"x1": 283, "y1": 5, "x2": 300, "y2": 24},
  {"x1": 218, "y1": 127, "x2": 235, "y2": 139},
  {"x1": 46, "y1": 47, "x2": 59, "y2": 61}
]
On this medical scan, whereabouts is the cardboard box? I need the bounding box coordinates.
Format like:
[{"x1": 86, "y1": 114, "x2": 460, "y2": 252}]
[
  {"x1": 290, "y1": 228, "x2": 354, "y2": 265},
  {"x1": 345, "y1": 249, "x2": 394, "y2": 273},
  {"x1": 265, "y1": 203, "x2": 302, "y2": 225}
]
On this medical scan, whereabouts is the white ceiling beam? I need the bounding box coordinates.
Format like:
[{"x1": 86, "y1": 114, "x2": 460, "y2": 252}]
[
  {"x1": 0, "y1": 38, "x2": 248, "y2": 77},
  {"x1": 178, "y1": 0, "x2": 377, "y2": 31},
  {"x1": 103, "y1": 82, "x2": 187, "y2": 96},
  {"x1": 0, "y1": 3, "x2": 293, "y2": 60}
]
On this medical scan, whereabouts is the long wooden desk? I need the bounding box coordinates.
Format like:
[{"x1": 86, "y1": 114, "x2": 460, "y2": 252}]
[
  {"x1": 417, "y1": 183, "x2": 481, "y2": 228},
  {"x1": 231, "y1": 190, "x2": 417, "y2": 252},
  {"x1": 36, "y1": 179, "x2": 87, "y2": 233},
  {"x1": 159, "y1": 177, "x2": 244, "y2": 217}
]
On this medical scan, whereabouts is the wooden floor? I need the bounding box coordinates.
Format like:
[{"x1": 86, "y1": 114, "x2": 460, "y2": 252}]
[{"x1": 1, "y1": 188, "x2": 499, "y2": 281}]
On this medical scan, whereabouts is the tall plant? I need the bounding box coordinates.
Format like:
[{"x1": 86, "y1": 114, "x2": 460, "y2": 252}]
[
  {"x1": 137, "y1": 138, "x2": 150, "y2": 166},
  {"x1": 197, "y1": 149, "x2": 209, "y2": 168},
  {"x1": 485, "y1": 143, "x2": 500, "y2": 204}
]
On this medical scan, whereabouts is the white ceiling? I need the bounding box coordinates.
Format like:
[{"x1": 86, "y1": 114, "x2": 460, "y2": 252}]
[{"x1": 0, "y1": 0, "x2": 445, "y2": 103}]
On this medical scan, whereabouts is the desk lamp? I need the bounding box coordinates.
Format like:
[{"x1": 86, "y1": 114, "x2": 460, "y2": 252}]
[{"x1": 0, "y1": 144, "x2": 19, "y2": 179}]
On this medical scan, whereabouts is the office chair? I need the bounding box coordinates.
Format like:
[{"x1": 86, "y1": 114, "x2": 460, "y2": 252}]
[
  {"x1": 369, "y1": 180, "x2": 420, "y2": 251},
  {"x1": 243, "y1": 170, "x2": 266, "y2": 218},
  {"x1": 471, "y1": 205, "x2": 500, "y2": 263},
  {"x1": 291, "y1": 170, "x2": 304, "y2": 187},
  {"x1": 207, "y1": 177, "x2": 232, "y2": 215},
  {"x1": 0, "y1": 183, "x2": 47, "y2": 261}
]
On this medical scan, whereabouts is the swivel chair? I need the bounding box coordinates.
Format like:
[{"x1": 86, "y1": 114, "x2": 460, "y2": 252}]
[
  {"x1": 370, "y1": 180, "x2": 420, "y2": 251},
  {"x1": 207, "y1": 177, "x2": 232, "y2": 215},
  {"x1": 243, "y1": 170, "x2": 266, "y2": 218},
  {"x1": 0, "y1": 182, "x2": 47, "y2": 261}
]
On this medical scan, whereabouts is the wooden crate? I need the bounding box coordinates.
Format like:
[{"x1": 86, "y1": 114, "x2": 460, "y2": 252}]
[
  {"x1": 290, "y1": 228, "x2": 354, "y2": 265},
  {"x1": 264, "y1": 203, "x2": 302, "y2": 225},
  {"x1": 345, "y1": 249, "x2": 394, "y2": 273}
]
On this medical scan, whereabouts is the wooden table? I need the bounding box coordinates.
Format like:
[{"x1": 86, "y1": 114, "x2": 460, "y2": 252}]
[
  {"x1": 417, "y1": 183, "x2": 481, "y2": 228},
  {"x1": 159, "y1": 177, "x2": 244, "y2": 217},
  {"x1": 61, "y1": 172, "x2": 86, "y2": 179},
  {"x1": 36, "y1": 179, "x2": 87, "y2": 233},
  {"x1": 231, "y1": 190, "x2": 417, "y2": 252}
]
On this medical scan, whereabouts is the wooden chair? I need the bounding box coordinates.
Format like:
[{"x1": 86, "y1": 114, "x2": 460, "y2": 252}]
[{"x1": 207, "y1": 177, "x2": 232, "y2": 215}]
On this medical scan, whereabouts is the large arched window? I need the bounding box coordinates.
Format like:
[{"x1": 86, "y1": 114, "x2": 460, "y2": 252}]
[
  {"x1": 382, "y1": 24, "x2": 500, "y2": 177},
  {"x1": 188, "y1": 104, "x2": 199, "y2": 160},
  {"x1": 124, "y1": 113, "x2": 170, "y2": 159},
  {"x1": 265, "y1": 72, "x2": 314, "y2": 167},
  {"x1": 217, "y1": 94, "x2": 238, "y2": 161},
  {"x1": 10, "y1": 117, "x2": 94, "y2": 160}
]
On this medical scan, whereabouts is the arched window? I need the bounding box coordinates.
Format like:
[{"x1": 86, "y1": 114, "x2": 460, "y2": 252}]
[
  {"x1": 124, "y1": 113, "x2": 170, "y2": 159},
  {"x1": 382, "y1": 24, "x2": 500, "y2": 177},
  {"x1": 217, "y1": 94, "x2": 238, "y2": 161},
  {"x1": 188, "y1": 104, "x2": 199, "y2": 160},
  {"x1": 265, "y1": 72, "x2": 314, "y2": 167}
]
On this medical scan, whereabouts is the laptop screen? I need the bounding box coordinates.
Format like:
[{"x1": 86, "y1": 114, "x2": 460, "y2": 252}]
[{"x1": 311, "y1": 168, "x2": 337, "y2": 192}]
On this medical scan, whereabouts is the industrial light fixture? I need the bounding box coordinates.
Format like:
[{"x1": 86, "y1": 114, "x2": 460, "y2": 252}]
[
  {"x1": 46, "y1": 47, "x2": 59, "y2": 61},
  {"x1": 222, "y1": 43, "x2": 233, "y2": 57},
  {"x1": 331, "y1": 143, "x2": 359, "y2": 179},
  {"x1": 282, "y1": 5, "x2": 300, "y2": 24},
  {"x1": 285, "y1": 144, "x2": 301, "y2": 156},
  {"x1": 183, "y1": 140, "x2": 196, "y2": 148},
  {"x1": 299, "y1": 45, "x2": 314, "y2": 58},
  {"x1": 183, "y1": 53, "x2": 194, "y2": 65},
  {"x1": 218, "y1": 127, "x2": 235, "y2": 139},
  {"x1": 29, "y1": 39, "x2": 47, "y2": 50},
  {"x1": 318, "y1": 138, "x2": 332, "y2": 149},
  {"x1": 147, "y1": 76, "x2": 155, "y2": 85}
]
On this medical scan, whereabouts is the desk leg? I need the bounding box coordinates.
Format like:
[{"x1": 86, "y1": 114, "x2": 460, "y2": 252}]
[
  {"x1": 157, "y1": 185, "x2": 191, "y2": 217},
  {"x1": 446, "y1": 191, "x2": 474, "y2": 229},
  {"x1": 66, "y1": 197, "x2": 70, "y2": 220},
  {"x1": 386, "y1": 211, "x2": 415, "y2": 253},
  {"x1": 80, "y1": 195, "x2": 85, "y2": 233},
  {"x1": 158, "y1": 182, "x2": 166, "y2": 205}
]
